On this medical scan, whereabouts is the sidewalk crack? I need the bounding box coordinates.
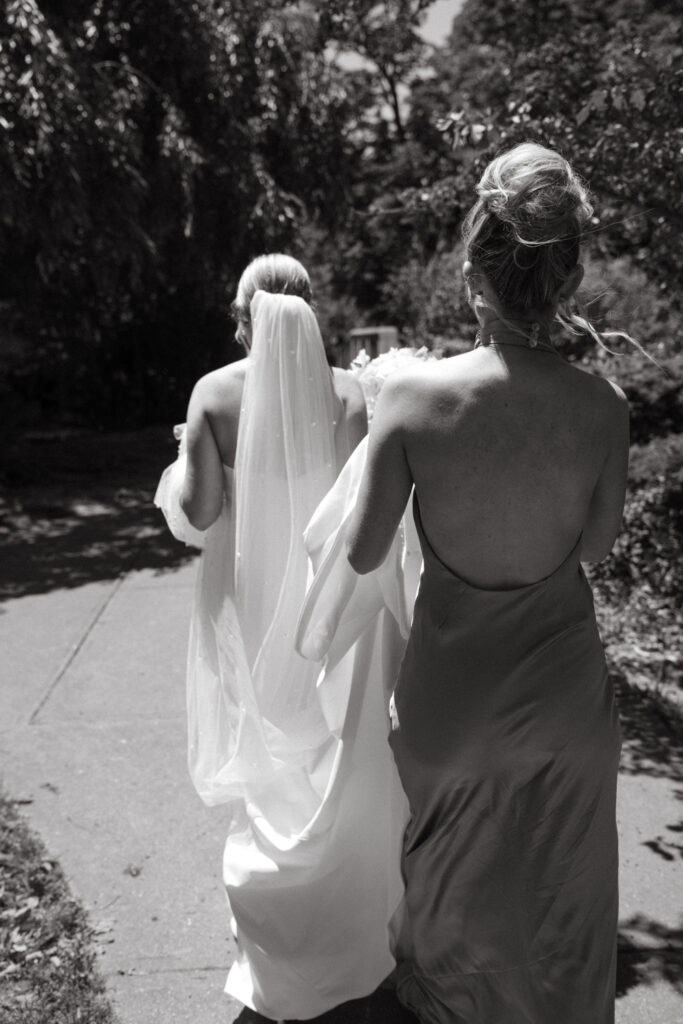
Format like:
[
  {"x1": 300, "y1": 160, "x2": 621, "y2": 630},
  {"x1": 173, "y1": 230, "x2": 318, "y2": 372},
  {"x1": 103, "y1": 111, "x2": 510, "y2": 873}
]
[{"x1": 27, "y1": 576, "x2": 126, "y2": 725}]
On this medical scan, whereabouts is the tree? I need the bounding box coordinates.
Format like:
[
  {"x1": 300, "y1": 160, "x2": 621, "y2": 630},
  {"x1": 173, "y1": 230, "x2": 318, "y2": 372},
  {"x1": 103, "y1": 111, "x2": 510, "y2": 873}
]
[
  {"x1": 420, "y1": 0, "x2": 683, "y2": 299},
  {"x1": 0, "y1": 0, "x2": 363, "y2": 424},
  {"x1": 326, "y1": 0, "x2": 682, "y2": 347},
  {"x1": 321, "y1": 0, "x2": 434, "y2": 141}
]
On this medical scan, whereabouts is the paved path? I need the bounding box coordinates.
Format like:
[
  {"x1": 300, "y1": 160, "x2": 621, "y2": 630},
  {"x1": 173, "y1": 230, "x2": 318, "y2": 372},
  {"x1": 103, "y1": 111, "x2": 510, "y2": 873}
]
[
  {"x1": 0, "y1": 561, "x2": 241, "y2": 1023},
  {"x1": 1, "y1": 556, "x2": 682, "y2": 1023}
]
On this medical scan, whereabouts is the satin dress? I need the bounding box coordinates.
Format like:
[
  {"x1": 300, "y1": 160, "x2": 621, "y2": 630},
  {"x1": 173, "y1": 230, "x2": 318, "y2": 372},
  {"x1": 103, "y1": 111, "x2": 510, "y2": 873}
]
[
  {"x1": 156, "y1": 440, "x2": 411, "y2": 1020},
  {"x1": 389, "y1": 498, "x2": 621, "y2": 1024}
]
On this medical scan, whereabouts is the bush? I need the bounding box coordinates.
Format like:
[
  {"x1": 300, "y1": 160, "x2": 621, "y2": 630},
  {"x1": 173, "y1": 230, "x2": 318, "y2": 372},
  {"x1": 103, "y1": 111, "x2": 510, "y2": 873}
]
[
  {"x1": 578, "y1": 253, "x2": 680, "y2": 361},
  {"x1": 378, "y1": 245, "x2": 473, "y2": 347},
  {"x1": 618, "y1": 354, "x2": 683, "y2": 444},
  {"x1": 559, "y1": 253, "x2": 683, "y2": 443},
  {"x1": 587, "y1": 433, "x2": 682, "y2": 697},
  {"x1": 590, "y1": 433, "x2": 683, "y2": 603}
]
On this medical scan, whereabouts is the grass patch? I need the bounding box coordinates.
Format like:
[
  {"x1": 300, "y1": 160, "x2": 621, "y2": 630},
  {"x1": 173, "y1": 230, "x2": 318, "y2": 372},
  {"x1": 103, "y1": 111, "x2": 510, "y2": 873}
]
[{"x1": 0, "y1": 788, "x2": 118, "y2": 1024}]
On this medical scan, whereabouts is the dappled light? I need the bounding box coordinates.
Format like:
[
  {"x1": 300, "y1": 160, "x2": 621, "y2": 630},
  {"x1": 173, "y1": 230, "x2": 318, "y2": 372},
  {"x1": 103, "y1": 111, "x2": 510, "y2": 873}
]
[
  {"x1": 617, "y1": 916, "x2": 683, "y2": 999},
  {"x1": 1, "y1": 1, "x2": 681, "y2": 1022},
  {"x1": 0, "y1": 428, "x2": 195, "y2": 601},
  {"x1": 616, "y1": 676, "x2": 683, "y2": 782}
]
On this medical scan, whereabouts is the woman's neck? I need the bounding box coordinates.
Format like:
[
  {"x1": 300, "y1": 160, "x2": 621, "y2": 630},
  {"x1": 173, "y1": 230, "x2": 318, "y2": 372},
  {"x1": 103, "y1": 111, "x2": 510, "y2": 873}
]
[{"x1": 476, "y1": 315, "x2": 556, "y2": 353}]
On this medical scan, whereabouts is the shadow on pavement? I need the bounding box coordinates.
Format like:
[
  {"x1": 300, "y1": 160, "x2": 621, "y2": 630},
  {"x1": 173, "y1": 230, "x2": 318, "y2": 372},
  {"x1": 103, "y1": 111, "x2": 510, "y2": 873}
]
[
  {"x1": 234, "y1": 934, "x2": 683, "y2": 1018},
  {"x1": 617, "y1": 916, "x2": 683, "y2": 998},
  {"x1": 0, "y1": 427, "x2": 195, "y2": 601},
  {"x1": 3, "y1": 432, "x2": 682, "y2": 1016},
  {"x1": 235, "y1": 986, "x2": 419, "y2": 1023},
  {"x1": 615, "y1": 675, "x2": 683, "y2": 782}
]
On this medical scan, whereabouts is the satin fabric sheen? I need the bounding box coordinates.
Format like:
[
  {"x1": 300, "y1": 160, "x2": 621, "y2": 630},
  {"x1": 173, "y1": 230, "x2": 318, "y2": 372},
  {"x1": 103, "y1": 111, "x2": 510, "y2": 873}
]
[
  {"x1": 389, "y1": 497, "x2": 621, "y2": 1024},
  {"x1": 156, "y1": 440, "x2": 410, "y2": 1019}
]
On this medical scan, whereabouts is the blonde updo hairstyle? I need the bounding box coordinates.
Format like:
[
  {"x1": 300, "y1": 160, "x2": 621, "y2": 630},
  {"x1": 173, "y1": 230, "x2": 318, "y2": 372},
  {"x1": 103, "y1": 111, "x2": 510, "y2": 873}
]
[
  {"x1": 232, "y1": 253, "x2": 312, "y2": 323},
  {"x1": 462, "y1": 142, "x2": 641, "y2": 352},
  {"x1": 464, "y1": 143, "x2": 591, "y2": 310}
]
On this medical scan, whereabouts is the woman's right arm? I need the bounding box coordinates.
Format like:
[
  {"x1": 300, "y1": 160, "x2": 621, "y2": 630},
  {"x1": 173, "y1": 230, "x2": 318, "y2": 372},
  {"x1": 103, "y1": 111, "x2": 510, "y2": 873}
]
[
  {"x1": 581, "y1": 381, "x2": 630, "y2": 563},
  {"x1": 179, "y1": 376, "x2": 225, "y2": 531},
  {"x1": 346, "y1": 374, "x2": 414, "y2": 574}
]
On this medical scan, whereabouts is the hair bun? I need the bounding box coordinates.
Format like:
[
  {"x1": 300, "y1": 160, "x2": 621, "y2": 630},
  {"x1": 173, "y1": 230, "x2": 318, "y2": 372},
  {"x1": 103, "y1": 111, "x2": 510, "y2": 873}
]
[
  {"x1": 477, "y1": 184, "x2": 513, "y2": 220},
  {"x1": 476, "y1": 144, "x2": 592, "y2": 248},
  {"x1": 463, "y1": 143, "x2": 593, "y2": 311}
]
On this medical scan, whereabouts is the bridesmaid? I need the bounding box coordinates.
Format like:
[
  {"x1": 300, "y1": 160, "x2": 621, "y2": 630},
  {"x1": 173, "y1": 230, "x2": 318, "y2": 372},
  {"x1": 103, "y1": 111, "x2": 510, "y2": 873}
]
[{"x1": 347, "y1": 143, "x2": 630, "y2": 1023}]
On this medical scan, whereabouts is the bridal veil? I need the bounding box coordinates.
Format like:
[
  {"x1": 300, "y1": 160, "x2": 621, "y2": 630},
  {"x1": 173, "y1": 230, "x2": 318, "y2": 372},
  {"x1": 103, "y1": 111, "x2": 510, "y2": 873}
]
[
  {"x1": 188, "y1": 289, "x2": 338, "y2": 813},
  {"x1": 157, "y1": 289, "x2": 410, "y2": 1019}
]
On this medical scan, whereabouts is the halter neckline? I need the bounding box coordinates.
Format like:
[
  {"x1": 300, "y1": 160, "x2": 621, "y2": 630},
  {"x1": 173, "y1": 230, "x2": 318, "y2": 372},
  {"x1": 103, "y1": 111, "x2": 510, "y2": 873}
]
[
  {"x1": 474, "y1": 322, "x2": 557, "y2": 355},
  {"x1": 413, "y1": 495, "x2": 582, "y2": 593},
  {"x1": 481, "y1": 339, "x2": 559, "y2": 355}
]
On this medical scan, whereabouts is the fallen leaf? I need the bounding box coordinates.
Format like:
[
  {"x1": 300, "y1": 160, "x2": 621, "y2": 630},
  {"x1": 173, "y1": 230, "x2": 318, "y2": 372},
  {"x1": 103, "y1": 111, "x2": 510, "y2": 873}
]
[{"x1": 93, "y1": 919, "x2": 115, "y2": 935}]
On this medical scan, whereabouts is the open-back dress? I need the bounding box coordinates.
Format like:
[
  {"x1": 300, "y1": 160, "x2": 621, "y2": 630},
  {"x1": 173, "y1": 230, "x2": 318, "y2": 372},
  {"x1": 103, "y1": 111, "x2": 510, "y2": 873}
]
[{"x1": 389, "y1": 496, "x2": 621, "y2": 1024}]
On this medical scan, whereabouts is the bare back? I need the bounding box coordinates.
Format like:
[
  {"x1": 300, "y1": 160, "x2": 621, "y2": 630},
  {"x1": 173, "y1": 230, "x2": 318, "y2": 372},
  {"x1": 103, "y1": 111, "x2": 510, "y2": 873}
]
[
  {"x1": 403, "y1": 348, "x2": 628, "y2": 586},
  {"x1": 198, "y1": 359, "x2": 367, "y2": 470},
  {"x1": 347, "y1": 346, "x2": 629, "y2": 585}
]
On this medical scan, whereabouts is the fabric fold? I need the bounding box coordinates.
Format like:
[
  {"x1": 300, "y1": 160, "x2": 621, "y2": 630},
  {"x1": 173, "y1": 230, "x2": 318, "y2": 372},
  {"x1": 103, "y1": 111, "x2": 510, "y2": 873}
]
[
  {"x1": 153, "y1": 426, "x2": 207, "y2": 549},
  {"x1": 297, "y1": 436, "x2": 415, "y2": 669},
  {"x1": 154, "y1": 294, "x2": 415, "y2": 1020}
]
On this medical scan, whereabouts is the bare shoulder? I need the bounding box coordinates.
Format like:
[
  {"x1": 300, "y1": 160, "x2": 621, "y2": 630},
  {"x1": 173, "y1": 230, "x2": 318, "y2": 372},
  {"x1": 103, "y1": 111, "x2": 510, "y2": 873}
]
[
  {"x1": 368, "y1": 358, "x2": 453, "y2": 433},
  {"x1": 565, "y1": 361, "x2": 629, "y2": 419},
  {"x1": 383, "y1": 353, "x2": 472, "y2": 399},
  {"x1": 191, "y1": 359, "x2": 248, "y2": 416},
  {"x1": 375, "y1": 363, "x2": 423, "y2": 405}
]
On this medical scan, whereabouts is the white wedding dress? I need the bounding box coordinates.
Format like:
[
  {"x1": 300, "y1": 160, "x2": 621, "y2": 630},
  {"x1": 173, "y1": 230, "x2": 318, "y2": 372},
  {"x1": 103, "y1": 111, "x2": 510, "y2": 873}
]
[{"x1": 155, "y1": 292, "x2": 417, "y2": 1020}]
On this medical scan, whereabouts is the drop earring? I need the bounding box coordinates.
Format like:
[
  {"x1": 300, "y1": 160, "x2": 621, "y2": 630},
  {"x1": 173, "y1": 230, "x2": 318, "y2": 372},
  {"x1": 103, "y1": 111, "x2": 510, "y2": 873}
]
[{"x1": 528, "y1": 322, "x2": 540, "y2": 348}]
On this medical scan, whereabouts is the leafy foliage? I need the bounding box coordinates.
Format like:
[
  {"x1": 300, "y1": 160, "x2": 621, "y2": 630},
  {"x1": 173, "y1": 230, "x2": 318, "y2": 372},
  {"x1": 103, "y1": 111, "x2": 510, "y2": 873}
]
[
  {"x1": 591, "y1": 434, "x2": 683, "y2": 604},
  {"x1": 569, "y1": 254, "x2": 683, "y2": 444},
  {"x1": 317, "y1": 0, "x2": 682, "y2": 704},
  {"x1": 587, "y1": 433, "x2": 682, "y2": 698},
  {"x1": 433, "y1": 0, "x2": 682, "y2": 286},
  {"x1": 1, "y1": 0, "x2": 362, "y2": 425},
  {"x1": 337, "y1": 0, "x2": 683, "y2": 353},
  {"x1": 322, "y1": 0, "x2": 433, "y2": 140},
  {"x1": 2, "y1": 0, "x2": 681, "y2": 423},
  {"x1": 0, "y1": 788, "x2": 118, "y2": 1023}
]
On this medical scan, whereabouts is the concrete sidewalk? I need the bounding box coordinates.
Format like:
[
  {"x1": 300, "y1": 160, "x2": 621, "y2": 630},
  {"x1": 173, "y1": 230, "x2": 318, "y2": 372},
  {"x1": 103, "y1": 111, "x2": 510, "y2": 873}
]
[
  {"x1": 0, "y1": 560, "x2": 242, "y2": 1023},
  {"x1": 1, "y1": 556, "x2": 682, "y2": 1023}
]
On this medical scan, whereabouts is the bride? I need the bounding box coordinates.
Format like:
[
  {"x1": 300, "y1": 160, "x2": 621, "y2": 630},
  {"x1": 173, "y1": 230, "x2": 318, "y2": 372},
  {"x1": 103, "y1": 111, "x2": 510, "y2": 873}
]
[{"x1": 155, "y1": 254, "x2": 411, "y2": 1021}]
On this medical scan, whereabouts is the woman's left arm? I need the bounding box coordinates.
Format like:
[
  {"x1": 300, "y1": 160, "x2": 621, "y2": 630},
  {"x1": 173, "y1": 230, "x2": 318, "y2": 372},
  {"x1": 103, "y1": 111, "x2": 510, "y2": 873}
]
[
  {"x1": 180, "y1": 377, "x2": 225, "y2": 531},
  {"x1": 580, "y1": 380, "x2": 630, "y2": 562},
  {"x1": 346, "y1": 375, "x2": 414, "y2": 574}
]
